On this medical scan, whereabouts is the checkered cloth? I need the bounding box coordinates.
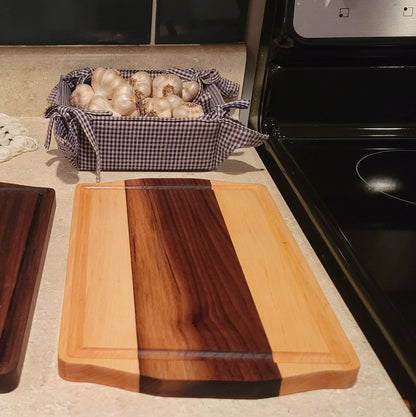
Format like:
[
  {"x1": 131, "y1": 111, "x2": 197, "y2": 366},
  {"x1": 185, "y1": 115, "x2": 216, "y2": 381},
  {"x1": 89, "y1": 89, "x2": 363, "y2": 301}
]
[{"x1": 45, "y1": 67, "x2": 268, "y2": 181}]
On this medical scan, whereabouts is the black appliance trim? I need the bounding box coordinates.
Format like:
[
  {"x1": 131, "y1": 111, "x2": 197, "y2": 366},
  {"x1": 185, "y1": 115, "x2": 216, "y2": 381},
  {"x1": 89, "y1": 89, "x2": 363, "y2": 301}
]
[{"x1": 256, "y1": 138, "x2": 416, "y2": 406}]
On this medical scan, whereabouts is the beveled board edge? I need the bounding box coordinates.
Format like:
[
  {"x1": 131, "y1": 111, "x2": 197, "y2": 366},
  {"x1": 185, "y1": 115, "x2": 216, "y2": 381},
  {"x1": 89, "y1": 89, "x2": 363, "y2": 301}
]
[{"x1": 0, "y1": 183, "x2": 55, "y2": 393}]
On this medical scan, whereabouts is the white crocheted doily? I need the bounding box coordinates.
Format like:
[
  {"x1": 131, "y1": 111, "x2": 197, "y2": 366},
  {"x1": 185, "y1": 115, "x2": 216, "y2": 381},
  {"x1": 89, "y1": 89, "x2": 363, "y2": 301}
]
[{"x1": 0, "y1": 113, "x2": 38, "y2": 162}]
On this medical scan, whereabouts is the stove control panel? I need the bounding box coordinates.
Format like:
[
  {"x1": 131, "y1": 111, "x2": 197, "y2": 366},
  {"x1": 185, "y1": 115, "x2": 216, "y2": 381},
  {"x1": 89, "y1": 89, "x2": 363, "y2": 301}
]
[{"x1": 293, "y1": 0, "x2": 416, "y2": 39}]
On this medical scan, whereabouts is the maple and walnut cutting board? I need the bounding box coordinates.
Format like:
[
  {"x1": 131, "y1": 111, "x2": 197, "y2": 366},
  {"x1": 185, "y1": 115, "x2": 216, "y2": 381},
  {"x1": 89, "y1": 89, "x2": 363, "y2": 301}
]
[
  {"x1": 0, "y1": 182, "x2": 55, "y2": 393},
  {"x1": 59, "y1": 178, "x2": 359, "y2": 398}
]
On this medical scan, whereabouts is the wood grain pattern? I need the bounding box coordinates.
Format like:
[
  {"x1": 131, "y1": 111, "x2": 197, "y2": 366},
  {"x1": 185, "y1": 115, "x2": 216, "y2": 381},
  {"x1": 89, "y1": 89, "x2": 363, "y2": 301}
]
[
  {"x1": 211, "y1": 182, "x2": 360, "y2": 395},
  {"x1": 0, "y1": 182, "x2": 55, "y2": 393},
  {"x1": 125, "y1": 178, "x2": 280, "y2": 398},
  {"x1": 58, "y1": 179, "x2": 359, "y2": 398},
  {"x1": 58, "y1": 182, "x2": 140, "y2": 393}
]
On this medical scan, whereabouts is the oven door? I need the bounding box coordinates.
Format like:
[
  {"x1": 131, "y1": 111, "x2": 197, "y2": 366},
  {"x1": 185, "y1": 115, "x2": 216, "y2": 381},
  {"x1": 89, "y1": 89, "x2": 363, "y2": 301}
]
[
  {"x1": 258, "y1": 62, "x2": 416, "y2": 413},
  {"x1": 253, "y1": 0, "x2": 416, "y2": 409}
]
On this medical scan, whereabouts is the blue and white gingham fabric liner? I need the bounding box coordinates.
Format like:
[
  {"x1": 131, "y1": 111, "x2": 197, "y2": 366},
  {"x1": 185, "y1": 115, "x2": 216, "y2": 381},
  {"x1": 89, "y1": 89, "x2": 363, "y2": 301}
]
[{"x1": 45, "y1": 67, "x2": 268, "y2": 181}]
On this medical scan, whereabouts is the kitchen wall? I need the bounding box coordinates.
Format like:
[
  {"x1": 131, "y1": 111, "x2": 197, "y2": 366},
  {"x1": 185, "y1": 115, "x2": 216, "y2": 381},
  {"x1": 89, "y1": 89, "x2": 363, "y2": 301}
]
[
  {"x1": 0, "y1": 1, "x2": 266, "y2": 119},
  {"x1": 0, "y1": 0, "x2": 249, "y2": 46}
]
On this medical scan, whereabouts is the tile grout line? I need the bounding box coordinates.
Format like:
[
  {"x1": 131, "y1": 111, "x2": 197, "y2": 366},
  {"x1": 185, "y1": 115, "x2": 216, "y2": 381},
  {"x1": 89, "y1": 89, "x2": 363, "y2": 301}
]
[{"x1": 150, "y1": 0, "x2": 157, "y2": 45}]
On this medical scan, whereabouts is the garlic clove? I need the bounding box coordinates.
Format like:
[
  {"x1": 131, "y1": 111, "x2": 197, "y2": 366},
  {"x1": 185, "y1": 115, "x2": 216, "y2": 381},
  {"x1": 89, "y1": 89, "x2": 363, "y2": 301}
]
[
  {"x1": 87, "y1": 95, "x2": 115, "y2": 115},
  {"x1": 142, "y1": 97, "x2": 153, "y2": 115},
  {"x1": 70, "y1": 84, "x2": 95, "y2": 109},
  {"x1": 143, "y1": 97, "x2": 172, "y2": 118},
  {"x1": 165, "y1": 94, "x2": 184, "y2": 110},
  {"x1": 129, "y1": 110, "x2": 141, "y2": 117},
  {"x1": 129, "y1": 71, "x2": 152, "y2": 98},
  {"x1": 91, "y1": 67, "x2": 126, "y2": 99},
  {"x1": 182, "y1": 81, "x2": 200, "y2": 102},
  {"x1": 153, "y1": 97, "x2": 172, "y2": 118},
  {"x1": 172, "y1": 102, "x2": 204, "y2": 119},
  {"x1": 152, "y1": 73, "x2": 183, "y2": 98},
  {"x1": 111, "y1": 83, "x2": 137, "y2": 116}
]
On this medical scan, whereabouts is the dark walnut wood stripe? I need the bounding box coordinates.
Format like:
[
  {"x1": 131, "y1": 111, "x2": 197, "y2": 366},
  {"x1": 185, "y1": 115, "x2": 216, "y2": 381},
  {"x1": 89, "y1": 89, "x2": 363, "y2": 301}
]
[
  {"x1": 0, "y1": 186, "x2": 38, "y2": 337},
  {"x1": 0, "y1": 183, "x2": 55, "y2": 393},
  {"x1": 125, "y1": 178, "x2": 281, "y2": 398}
]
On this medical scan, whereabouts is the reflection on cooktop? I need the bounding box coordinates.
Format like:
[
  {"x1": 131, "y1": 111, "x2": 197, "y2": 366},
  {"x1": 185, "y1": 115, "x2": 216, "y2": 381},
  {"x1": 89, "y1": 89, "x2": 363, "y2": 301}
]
[{"x1": 356, "y1": 150, "x2": 416, "y2": 206}]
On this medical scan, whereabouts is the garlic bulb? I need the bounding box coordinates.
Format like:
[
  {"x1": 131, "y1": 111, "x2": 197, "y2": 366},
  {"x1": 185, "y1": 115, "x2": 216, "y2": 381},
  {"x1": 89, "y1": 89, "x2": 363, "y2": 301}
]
[
  {"x1": 182, "y1": 81, "x2": 200, "y2": 102},
  {"x1": 87, "y1": 95, "x2": 117, "y2": 115},
  {"x1": 70, "y1": 84, "x2": 95, "y2": 109},
  {"x1": 152, "y1": 73, "x2": 183, "y2": 98},
  {"x1": 112, "y1": 83, "x2": 137, "y2": 116},
  {"x1": 165, "y1": 94, "x2": 184, "y2": 110},
  {"x1": 172, "y1": 102, "x2": 204, "y2": 119},
  {"x1": 143, "y1": 97, "x2": 172, "y2": 118},
  {"x1": 129, "y1": 71, "x2": 152, "y2": 98},
  {"x1": 91, "y1": 67, "x2": 126, "y2": 99}
]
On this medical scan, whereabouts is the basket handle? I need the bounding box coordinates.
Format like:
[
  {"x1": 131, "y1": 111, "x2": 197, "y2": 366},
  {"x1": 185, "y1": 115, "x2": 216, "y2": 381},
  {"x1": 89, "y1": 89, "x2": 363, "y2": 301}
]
[
  {"x1": 209, "y1": 100, "x2": 269, "y2": 164},
  {"x1": 202, "y1": 99, "x2": 251, "y2": 120},
  {"x1": 44, "y1": 104, "x2": 102, "y2": 182}
]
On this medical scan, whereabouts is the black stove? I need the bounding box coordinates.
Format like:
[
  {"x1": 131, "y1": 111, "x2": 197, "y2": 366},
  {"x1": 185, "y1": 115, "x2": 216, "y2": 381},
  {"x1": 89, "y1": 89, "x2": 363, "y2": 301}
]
[{"x1": 252, "y1": 0, "x2": 416, "y2": 411}]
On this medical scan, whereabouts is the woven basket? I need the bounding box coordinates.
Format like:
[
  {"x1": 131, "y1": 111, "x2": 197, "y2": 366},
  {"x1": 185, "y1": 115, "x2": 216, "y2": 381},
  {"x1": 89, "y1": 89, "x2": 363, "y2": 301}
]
[{"x1": 44, "y1": 67, "x2": 268, "y2": 181}]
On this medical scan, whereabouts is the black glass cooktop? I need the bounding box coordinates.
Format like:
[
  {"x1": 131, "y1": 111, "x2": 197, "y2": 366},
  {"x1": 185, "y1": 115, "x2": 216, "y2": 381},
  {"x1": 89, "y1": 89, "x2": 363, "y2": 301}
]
[
  {"x1": 281, "y1": 138, "x2": 416, "y2": 316},
  {"x1": 258, "y1": 136, "x2": 416, "y2": 404}
]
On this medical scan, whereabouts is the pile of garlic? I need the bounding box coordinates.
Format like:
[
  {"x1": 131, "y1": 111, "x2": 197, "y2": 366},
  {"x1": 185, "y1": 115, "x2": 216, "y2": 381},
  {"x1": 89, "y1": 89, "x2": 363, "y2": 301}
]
[{"x1": 70, "y1": 68, "x2": 203, "y2": 119}]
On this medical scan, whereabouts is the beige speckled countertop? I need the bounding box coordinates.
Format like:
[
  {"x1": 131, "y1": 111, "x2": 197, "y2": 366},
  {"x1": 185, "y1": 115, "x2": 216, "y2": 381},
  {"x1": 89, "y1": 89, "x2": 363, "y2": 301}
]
[
  {"x1": 0, "y1": 45, "x2": 246, "y2": 117},
  {"x1": 0, "y1": 45, "x2": 412, "y2": 416}
]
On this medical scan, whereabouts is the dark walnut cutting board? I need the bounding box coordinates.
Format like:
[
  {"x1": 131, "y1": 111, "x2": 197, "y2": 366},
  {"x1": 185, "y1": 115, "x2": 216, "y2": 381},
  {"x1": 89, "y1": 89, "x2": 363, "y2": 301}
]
[
  {"x1": 0, "y1": 182, "x2": 55, "y2": 393},
  {"x1": 59, "y1": 178, "x2": 359, "y2": 398}
]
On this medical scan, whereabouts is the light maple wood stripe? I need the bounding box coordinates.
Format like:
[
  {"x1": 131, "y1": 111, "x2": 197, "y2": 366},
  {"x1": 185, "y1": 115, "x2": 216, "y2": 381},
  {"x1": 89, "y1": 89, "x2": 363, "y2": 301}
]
[
  {"x1": 125, "y1": 178, "x2": 281, "y2": 398},
  {"x1": 212, "y1": 182, "x2": 359, "y2": 395},
  {"x1": 58, "y1": 182, "x2": 139, "y2": 392}
]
